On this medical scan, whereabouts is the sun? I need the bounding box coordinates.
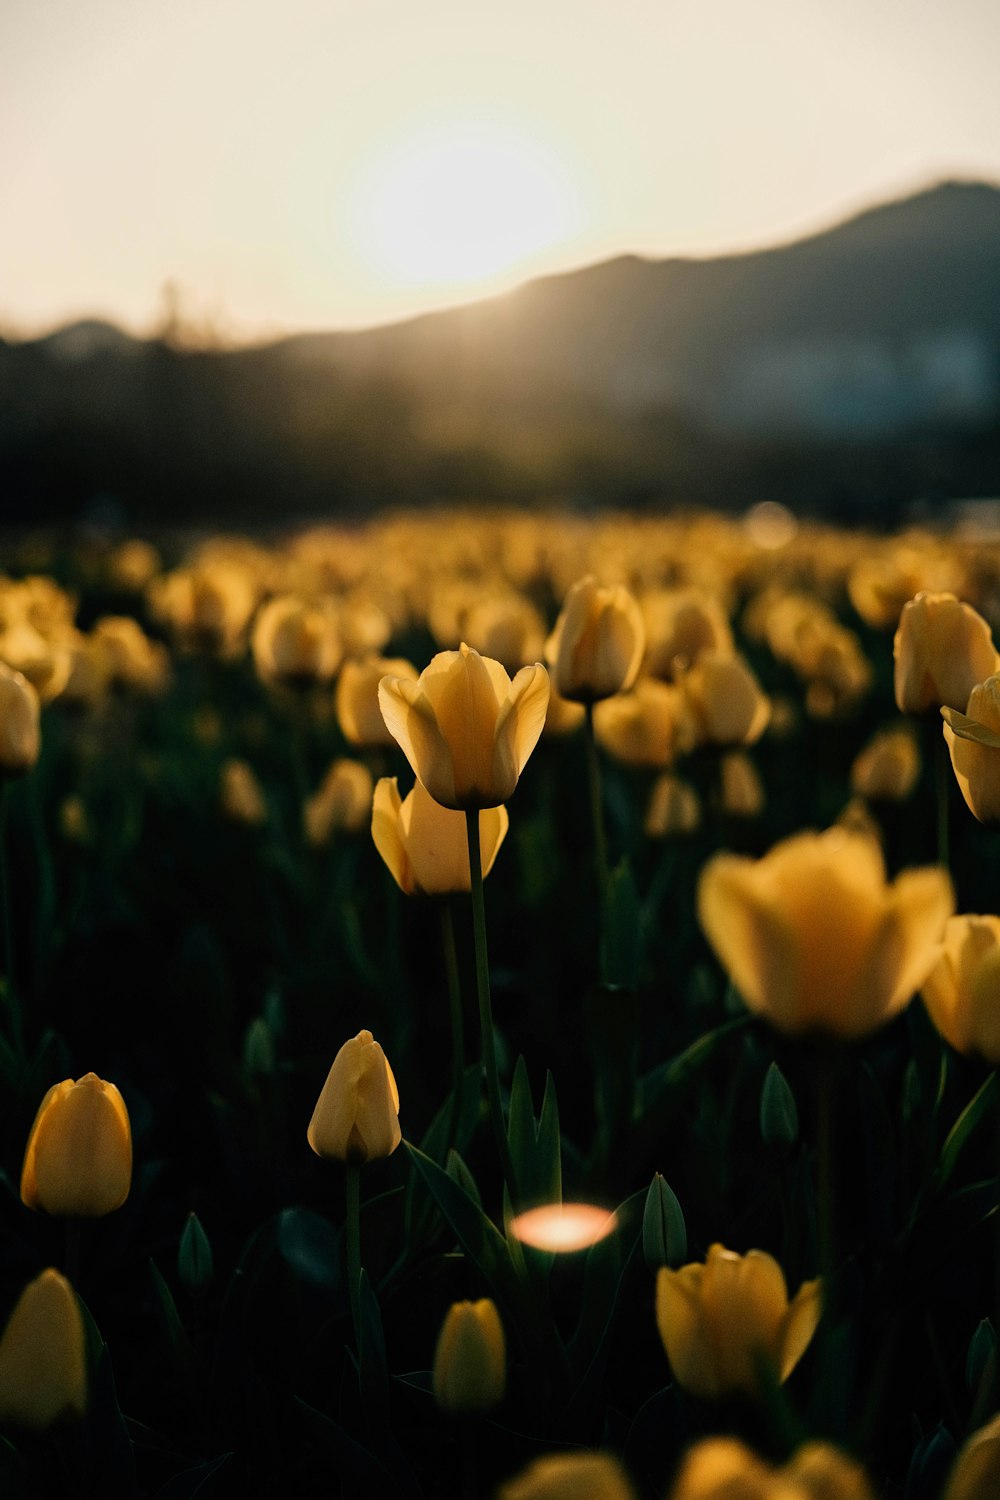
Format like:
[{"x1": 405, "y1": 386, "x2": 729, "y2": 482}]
[{"x1": 345, "y1": 113, "x2": 585, "y2": 290}]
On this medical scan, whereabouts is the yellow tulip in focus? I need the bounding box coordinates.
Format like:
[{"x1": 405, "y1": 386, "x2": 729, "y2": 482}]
[
  {"x1": 942, "y1": 674, "x2": 1000, "y2": 825},
  {"x1": 251, "y1": 594, "x2": 341, "y2": 688},
  {"x1": 0, "y1": 663, "x2": 41, "y2": 777},
  {"x1": 943, "y1": 1410, "x2": 1000, "y2": 1500},
  {"x1": 656, "y1": 1244, "x2": 821, "y2": 1401},
  {"x1": 593, "y1": 678, "x2": 692, "y2": 768},
  {"x1": 921, "y1": 915, "x2": 1000, "y2": 1062},
  {"x1": 499, "y1": 1452, "x2": 637, "y2": 1500},
  {"x1": 336, "y1": 655, "x2": 418, "y2": 747},
  {"x1": 304, "y1": 758, "x2": 374, "y2": 846},
  {"x1": 894, "y1": 592, "x2": 998, "y2": 715},
  {"x1": 21, "y1": 1074, "x2": 132, "y2": 1217},
  {"x1": 371, "y1": 777, "x2": 508, "y2": 896},
  {"x1": 0, "y1": 1270, "x2": 87, "y2": 1431},
  {"x1": 697, "y1": 828, "x2": 953, "y2": 1038},
  {"x1": 680, "y1": 651, "x2": 770, "y2": 747},
  {"x1": 850, "y1": 726, "x2": 920, "y2": 802},
  {"x1": 432, "y1": 1298, "x2": 506, "y2": 1414},
  {"x1": 545, "y1": 576, "x2": 646, "y2": 704},
  {"x1": 307, "y1": 1029, "x2": 401, "y2": 1165},
  {"x1": 379, "y1": 643, "x2": 549, "y2": 810}
]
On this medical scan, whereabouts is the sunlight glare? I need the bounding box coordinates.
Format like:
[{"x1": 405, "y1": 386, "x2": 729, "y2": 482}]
[{"x1": 346, "y1": 115, "x2": 585, "y2": 289}]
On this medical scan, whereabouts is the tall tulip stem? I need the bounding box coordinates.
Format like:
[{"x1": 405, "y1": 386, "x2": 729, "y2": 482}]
[
  {"x1": 583, "y1": 703, "x2": 610, "y2": 918},
  {"x1": 465, "y1": 810, "x2": 518, "y2": 1208},
  {"x1": 441, "y1": 898, "x2": 466, "y2": 1154},
  {"x1": 345, "y1": 1163, "x2": 363, "y2": 1354}
]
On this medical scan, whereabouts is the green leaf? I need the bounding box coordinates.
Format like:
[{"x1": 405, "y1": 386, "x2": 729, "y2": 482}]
[
  {"x1": 445, "y1": 1148, "x2": 481, "y2": 1206},
  {"x1": 566, "y1": 1187, "x2": 646, "y2": 1419},
  {"x1": 935, "y1": 1071, "x2": 998, "y2": 1192},
  {"x1": 152, "y1": 1454, "x2": 233, "y2": 1500},
  {"x1": 405, "y1": 1142, "x2": 521, "y2": 1318},
  {"x1": 600, "y1": 858, "x2": 641, "y2": 990},
  {"x1": 358, "y1": 1270, "x2": 390, "y2": 1430},
  {"x1": 277, "y1": 1207, "x2": 342, "y2": 1291},
  {"x1": 149, "y1": 1260, "x2": 197, "y2": 1373}
]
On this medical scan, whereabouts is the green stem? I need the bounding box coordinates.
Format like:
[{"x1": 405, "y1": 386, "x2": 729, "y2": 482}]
[
  {"x1": 65, "y1": 1220, "x2": 82, "y2": 1292},
  {"x1": 441, "y1": 899, "x2": 465, "y2": 1157},
  {"x1": 935, "y1": 725, "x2": 950, "y2": 870},
  {"x1": 583, "y1": 703, "x2": 610, "y2": 920},
  {"x1": 465, "y1": 810, "x2": 518, "y2": 1209},
  {"x1": 346, "y1": 1163, "x2": 362, "y2": 1353}
]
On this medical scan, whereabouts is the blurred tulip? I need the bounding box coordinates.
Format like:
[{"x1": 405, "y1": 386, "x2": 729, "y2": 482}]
[
  {"x1": 546, "y1": 576, "x2": 645, "y2": 703},
  {"x1": 432, "y1": 1298, "x2": 506, "y2": 1414},
  {"x1": 379, "y1": 643, "x2": 549, "y2": 810},
  {"x1": 307, "y1": 1029, "x2": 400, "y2": 1164},
  {"x1": 336, "y1": 655, "x2": 418, "y2": 747},
  {"x1": 942, "y1": 674, "x2": 1000, "y2": 824},
  {"x1": 21, "y1": 1073, "x2": 132, "y2": 1217},
  {"x1": 921, "y1": 915, "x2": 1000, "y2": 1061},
  {"x1": 593, "y1": 678, "x2": 692, "y2": 767},
  {"x1": 304, "y1": 758, "x2": 374, "y2": 845},
  {"x1": 0, "y1": 622, "x2": 71, "y2": 703},
  {"x1": 499, "y1": 1452, "x2": 637, "y2": 1500},
  {"x1": 371, "y1": 777, "x2": 507, "y2": 896},
  {"x1": 719, "y1": 752, "x2": 765, "y2": 818},
  {"x1": 149, "y1": 563, "x2": 257, "y2": 657},
  {"x1": 251, "y1": 594, "x2": 341, "y2": 688},
  {"x1": 894, "y1": 592, "x2": 997, "y2": 715},
  {"x1": 462, "y1": 593, "x2": 546, "y2": 672},
  {"x1": 669, "y1": 1438, "x2": 873, "y2": 1500},
  {"x1": 0, "y1": 1270, "x2": 86, "y2": 1431},
  {"x1": 643, "y1": 588, "x2": 734, "y2": 681},
  {"x1": 681, "y1": 652, "x2": 770, "y2": 747},
  {"x1": 542, "y1": 682, "x2": 586, "y2": 737},
  {"x1": 645, "y1": 774, "x2": 701, "y2": 838},
  {"x1": 850, "y1": 726, "x2": 920, "y2": 801},
  {"x1": 220, "y1": 758, "x2": 268, "y2": 826},
  {"x1": 943, "y1": 1410, "x2": 1000, "y2": 1500},
  {"x1": 780, "y1": 1443, "x2": 875, "y2": 1499},
  {"x1": 0, "y1": 663, "x2": 41, "y2": 777},
  {"x1": 656, "y1": 1244, "x2": 821, "y2": 1400},
  {"x1": 698, "y1": 828, "x2": 953, "y2": 1038},
  {"x1": 91, "y1": 616, "x2": 170, "y2": 697}
]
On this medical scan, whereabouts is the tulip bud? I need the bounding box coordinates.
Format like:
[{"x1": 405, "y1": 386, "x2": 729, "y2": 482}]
[
  {"x1": 642, "y1": 1173, "x2": 687, "y2": 1270},
  {"x1": 645, "y1": 774, "x2": 701, "y2": 839},
  {"x1": 593, "y1": 678, "x2": 692, "y2": 768},
  {"x1": 0, "y1": 1269, "x2": 87, "y2": 1431},
  {"x1": 719, "y1": 752, "x2": 765, "y2": 818},
  {"x1": 251, "y1": 594, "x2": 341, "y2": 688},
  {"x1": 545, "y1": 576, "x2": 646, "y2": 704},
  {"x1": 921, "y1": 916, "x2": 1000, "y2": 1062},
  {"x1": 335, "y1": 655, "x2": 418, "y2": 747},
  {"x1": 308, "y1": 1029, "x2": 401, "y2": 1164},
  {"x1": 760, "y1": 1062, "x2": 798, "y2": 1150},
  {"x1": 966, "y1": 1319, "x2": 996, "y2": 1398},
  {"x1": 669, "y1": 1438, "x2": 772, "y2": 1500},
  {"x1": 680, "y1": 652, "x2": 770, "y2": 747},
  {"x1": 220, "y1": 758, "x2": 268, "y2": 826},
  {"x1": 894, "y1": 592, "x2": 998, "y2": 716},
  {"x1": 178, "y1": 1212, "x2": 214, "y2": 1297},
  {"x1": 0, "y1": 663, "x2": 41, "y2": 778},
  {"x1": 432, "y1": 1298, "x2": 506, "y2": 1414},
  {"x1": 499, "y1": 1452, "x2": 637, "y2": 1500},
  {"x1": 850, "y1": 726, "x2": 920, "y2": 802},
  {"x1": 243, "y1": 1016, "x2": 276, "y2": 1078},
  {"x1": 21, "y1": 1073, "x2": 132, "y2": 1217},
  {"x1": 304, "y1": 758, "x2": 374, "y2": 846}
]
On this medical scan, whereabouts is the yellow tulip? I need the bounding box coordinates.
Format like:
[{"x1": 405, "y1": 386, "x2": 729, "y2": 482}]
[
  {"x1": 545, "y1": 576, "x2": 646, "y2": 704},
  {"x1": 251, "y1": 594, "x2": 341, "y2": 687},
  {"x1": 379, "y1": 644, "x2": 549, "y2": 810},
  {"x1": 304, "y1": 758, "x2": 374, "y2": 846},
  {"x1": 942, "y1": 674, "x2": 1000, "y2": 825},
  {"x1": 943, "y1": 1410, "x2": 1000, "y2": 1500},
  {"x1": 593, "y1": 678, "x2": 692, "y2": 768},
  {"x1": 697, "y1": 828, "x2": 953, "y2": 1038},
  {"x1": 921, "y1": 915, "x2": 1000, "y2": 1061},
  {"x1": 336, "y1": 655, "x2": 418, "y2": 747},
  {"x1": 0, "y1": 1270, "x2": 86, "y2": 1431},
  {"x1": 21, "y1": 1073, "x2": 132, "y2": 1218},
  {"x1": 850, "y1": 726, "x2": 920, "y2": 802},
  {"x1": 220, "y1": 758, "x2": 268, "y2": 826},
  {"x1": 719, "y1": 752, "x2": 765, "y2": 818},
  {"x1": 371, "y1": 777, "x2": 508, "y2": 896},
  {"x1": 307, "y1": 1029, "x2": 401, "y2": 1165},
  {"x1": 656, "y1": 1244, "x2": 821, "y2": 1400},
  {"x1": 432, "y1": 1298, "x2": 506, "y2": 1414},
  {"x1": 645, "y1": 774, "x2": 701, "y2": 839},
  {"x1": 894, "y1": 591, "x2": 998, "y2": 715},
  {"x1": 680, "y1": 652, "x2": 770, "y2": 747},
  {"x1": 499, "y1": 1452, "x2": 637, "y2": 1500},
  {"x1": 642, "y1": 587, "x2": 734, "y2": 681},
  {"x1": 668, "y1": 1439, "x2": 873, "y2": 1500},
  {"x1": 0, "y1": 663, "x2": 41, "y2": 777}
]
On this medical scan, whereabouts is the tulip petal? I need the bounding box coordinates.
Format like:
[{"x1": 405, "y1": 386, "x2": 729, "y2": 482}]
[
  {"x1": 503, "y1": 662, "x2": 551, "y2": 775},
  {"x1": 875, "y1": 867, "x2": 955, "y2": 1022},
  {"x1": 697, "y1": 856, "x2": 797, "y2": 1026},
  {"x1": 941, "y1": 706, "x2": 1000, "y2": 749},
  {"x1": 779, "y1": 1277, "x2": 823, "y2": 1381},
  {"x1": 656, "y1": 1263, "x2": 719, "y2": 1399},
  {"x1": 421, "y1": 647, "x2": 502, "y2": 806},
  {"x1": 379, "y1": 675, "x2": 457, "y2": 807},
  {"x1": 371, "y1": 777, "x2": 412, "y2": 894}
]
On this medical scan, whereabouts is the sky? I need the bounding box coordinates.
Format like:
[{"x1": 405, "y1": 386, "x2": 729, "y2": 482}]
[{"x1": 3, "y1": 0, "x2": 1000, "y2": 343}]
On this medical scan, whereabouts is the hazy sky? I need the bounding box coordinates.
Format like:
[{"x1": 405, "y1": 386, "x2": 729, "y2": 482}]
[{"x1": 4, "y1": 0, "x2": 1000, "y2": 341}]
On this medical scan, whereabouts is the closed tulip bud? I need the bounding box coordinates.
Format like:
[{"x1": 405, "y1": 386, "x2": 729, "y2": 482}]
[
  {"x1": 681, "y1": 652, "x2": 770, "y2": 747},
  {"x1": 499, "y1": 1452, "x2": 637, "y2": 1500},
  {"x1": 593, "y1": 678, "x2": 693, "y2": 767},
  {"x1": 304, "y1": 758, "x2": 374, "y2": 846},
  {"x1": 432, "y1": 1298, "x2": 506, "y2": 1414},
  {"x1": 669, "y1": 1438, "x2": 772, "y2": 1500},
  {"x1": 850, "y1": 726, "x2": 920, "y2": 802},
  {"x1": 942, "y1": 1412, "x2": 1000, "y2": 1500},
  {"x1": 178, "y1": 1212, "x2": 213, "y2": 1297},
  {"x1": 379, "y1": 644, "x2": 549, "y2": 810},
  {"x1": 921, "y1": 915, "x2": 1000, "y2": 1062},
  {"x1": 372, "y1": 777, "x2": 508, "y2": 896},
  {"x1": 698, "y1": 828, "x2": 953, "y2": 1038},
  {"x1": 0, "y1": 1269, "x2": 87, "y2": 1431},
  {"x1": 719, "y1": 752, "x2": 765, "y2": 818},
  {"x1": 251, "y1": 594, "x2": 341, "y2": 688},
  {"x1": 655, "y1": 1244, "x2": 821, "y2": 1401},
  {"x1": 645, "y1": 774, "x2": 701, "y2": 839},
  {"x1": 0, "y1": 663, "x2": 41, "y2": 778},
  {"x1": 942, "y1": 675, "x2": 1000, "y2": 825},
  {"x1": 780, "y1": 1443, "x2": 876, "y2": 1500},
  {"x1": 760, "y1": 1063, "x2": 798, "y2": 1150},
  {"x1": 546, "y1": 576, "x2": 645, "y2": 705},
  {"x1": 21, "y1": 1073, "x2": 132, "y2": 1217},
  {"x1": 308, "y1": 1029, "x2": 401, "y2": 1164},
  {"x1": 642, "y1": 1173, "x2": 687, "y2": 1269},
  {"x1": 894, "y1": 592, "x2": 998, "y2": 715},
  {"x1": 336, "y1": 655, "x2": 418, "y2": 747},
  {"x1": 220, "y1": 758, "x2": 268, "y2": 826}
]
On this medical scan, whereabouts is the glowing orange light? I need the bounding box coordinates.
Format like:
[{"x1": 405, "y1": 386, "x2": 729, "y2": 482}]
[{"x1": 509, "y1": 1203, "x2": 617, "y2": 1252}]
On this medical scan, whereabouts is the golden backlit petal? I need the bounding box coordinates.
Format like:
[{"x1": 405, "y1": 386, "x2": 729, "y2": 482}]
[
  {"x1": 670, "y1": 1439, "x2": 772, "y2": 1500},
  {"x1": 656, "y1": 1263, "x2": 719, "y2": 1400},
  {"x1": 941, "y1": 705, "x2": 1000, "y2": 750},
  {"x1": 429, "y1": 646, "x2": 503, "y2": 805},
  {"x1": 379, "y1": 675, "x2": 458, "y2": 807},
  {"x1": 944, "y1": 1411, "x2": 1000, "y2": 1500},
  {"x1": 404, "y1": 779, "x2": 476, "y2": 893},
  {"x1": 778, "y1": 1278, "x2": 823, "y2": 1381},
  {"x1": 371, "y1": 776, "x2": 412, "y2": 893},
  {"x1": 969, "y1": 947, "x2": 1000, "y2": 1063},
  {"x1": 876, "y1": 867, "x2": 955, "y2": 1019},
  {"x1": 504, "y1": 661, "x2": 550, "y2": 773},
  {"x1": 480, "y1": 803, "x2": 510, "y2": 879},
  {"x1": 0, "y1": 1270, "x2": 87, "y2": 1431},
  {"x1": 510, "y1": 1203, "x2": 617, "y2": 1252},
  {"x1": 697, "y1": 856, "x2": 797, "y2": 1024}
]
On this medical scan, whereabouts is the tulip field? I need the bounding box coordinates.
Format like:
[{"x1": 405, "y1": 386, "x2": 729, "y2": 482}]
[{"x1": 4, "y1": 506, "x2": 1000, "y2": 1498}]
